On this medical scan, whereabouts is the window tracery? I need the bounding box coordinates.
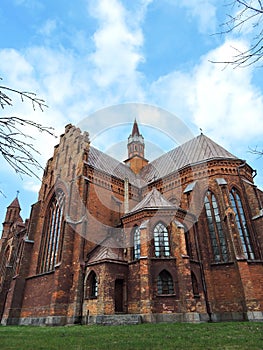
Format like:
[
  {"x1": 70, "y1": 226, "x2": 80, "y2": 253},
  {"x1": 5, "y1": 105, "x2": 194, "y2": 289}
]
[
  {"x1": 204, "y1": 191, "x2": 229, "y2": 262},
  {"x1": 153, "y1": 222, "x2": 170, "y2": 257}
]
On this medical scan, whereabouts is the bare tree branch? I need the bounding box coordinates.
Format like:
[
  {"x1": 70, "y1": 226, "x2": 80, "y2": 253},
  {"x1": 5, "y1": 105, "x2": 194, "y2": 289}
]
[
  {"x1": 248, "y1": 145, "x2": 263, "y2": 156},
  {"x1": 0, "y1": 78, "x2": 56, "y2": 179},
  {"x1": 213, "y1": 0, "x2": 263, "y2": 67}
]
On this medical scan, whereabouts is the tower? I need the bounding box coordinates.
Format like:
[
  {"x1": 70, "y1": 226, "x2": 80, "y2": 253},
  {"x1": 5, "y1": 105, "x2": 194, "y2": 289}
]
[
  {"x1": 124, "y1": 119, "x2": 148, "y2": 174},
  {"x1": 1, "y1": 197, "x2": 22, "y2": 240}
]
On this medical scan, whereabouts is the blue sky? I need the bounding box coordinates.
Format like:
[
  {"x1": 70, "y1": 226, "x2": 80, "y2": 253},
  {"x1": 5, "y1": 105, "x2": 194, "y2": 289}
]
[{"x1": 0, "y1": 0, "x2": 262, "y2": 224}]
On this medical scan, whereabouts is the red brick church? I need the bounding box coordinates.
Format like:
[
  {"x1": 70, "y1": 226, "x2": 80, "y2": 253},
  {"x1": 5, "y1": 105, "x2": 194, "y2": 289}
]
[{"x1": 0, "y1": 120, "x2": 262, "y2": 325}]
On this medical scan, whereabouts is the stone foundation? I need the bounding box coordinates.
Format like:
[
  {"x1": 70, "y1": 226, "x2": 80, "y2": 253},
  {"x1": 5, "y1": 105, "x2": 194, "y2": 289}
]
[{"x1": 2, "y1": 311, "x2": 262, "y2": 326}]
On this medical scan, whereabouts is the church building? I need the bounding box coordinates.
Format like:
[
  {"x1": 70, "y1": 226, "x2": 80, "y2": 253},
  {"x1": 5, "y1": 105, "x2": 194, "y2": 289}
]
[{"x1": 0, "y1": 120, "x2": 262, "y2": 325}]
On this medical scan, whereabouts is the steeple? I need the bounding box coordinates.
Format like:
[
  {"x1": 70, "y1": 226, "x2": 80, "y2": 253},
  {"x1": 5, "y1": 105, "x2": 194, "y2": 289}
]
[
  {"x1": 124, "y1": 119, "x2": 148, "y2": 174},
  {"x1": 1, "y1": 196, "x2": 23, "y2": 239},
  {"x1": 127, "y1": 119, "x2": 145, "y2": 159},
  {"x1": 5, "y1": 197, "x2": 21, "y2": 223}
]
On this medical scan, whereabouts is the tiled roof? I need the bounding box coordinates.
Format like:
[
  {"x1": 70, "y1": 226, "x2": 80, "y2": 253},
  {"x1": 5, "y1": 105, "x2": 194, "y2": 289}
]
[
  {"x1": 140, "y1": 134, "x2": 237, "y2": 182},
  {"x1": 87, "y1": 236, "x2": 125, "y2": 263},
  {"x1": 127, "y1": 187, "x2": 176, "y2": 215},
  {"x1": 87, "y1": 134, "x2": 237, "y2": 187},
  {"x1": 88, "y1": 245, "x2": 124, "y2": 263},
  {"x1": 88, "y1": 146, "x2": 143, "y2": 186}
]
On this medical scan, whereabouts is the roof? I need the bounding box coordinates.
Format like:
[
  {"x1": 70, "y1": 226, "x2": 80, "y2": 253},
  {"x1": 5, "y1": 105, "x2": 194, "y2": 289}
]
[
  {"x1": 127, "y1": 187, "x2": 176, "y2": 215},
  {"x1": 131, "y1": 119, "x2": 140, "y2": 137},
  {"x1": 87, "y1": 235, "x2": 125, "y2": 264},
  {"x1": 140, "y1": 134, "x2": 237, "y2": 182},
  {"x1": 87, "y1": 146, "x2": 143, "y2": 186},
  {"x1": 87, "y1": 134, "x2": 238, "y2": 187},
  {"x1": 8, "y1": 197, "x2": 20, "y2": 208}
]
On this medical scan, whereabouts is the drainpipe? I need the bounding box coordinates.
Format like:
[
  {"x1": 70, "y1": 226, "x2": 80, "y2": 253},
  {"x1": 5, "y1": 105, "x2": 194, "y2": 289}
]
[
  {"x1": 124, "y1": 178, "x2": 129, "y2": 214},
  {"x1": 193, "y1": 221, "x2": 212, "y2": 322}
]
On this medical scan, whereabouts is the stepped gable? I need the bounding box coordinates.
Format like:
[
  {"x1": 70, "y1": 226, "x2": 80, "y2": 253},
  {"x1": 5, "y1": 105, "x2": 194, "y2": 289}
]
[
  {"x1": 127, "y1": 187, "x2": 176, "y2": 215},
  {"x1": 140, "y1": 133, "x2": 238, "y2": 182}
]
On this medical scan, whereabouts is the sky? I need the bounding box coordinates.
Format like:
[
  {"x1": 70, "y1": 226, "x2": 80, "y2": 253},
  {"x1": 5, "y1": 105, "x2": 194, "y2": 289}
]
[{"x1": 0, "y1": 0, "x2": 263, "y2": 224}]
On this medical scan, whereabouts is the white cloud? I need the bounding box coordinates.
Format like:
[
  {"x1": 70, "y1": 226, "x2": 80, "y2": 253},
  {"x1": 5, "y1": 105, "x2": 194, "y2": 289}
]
[
  {"x1": 88, "y1": 0, "x2": 147, "y2": 99},
  {"x1": 191, "y1": 40, "x2": 263, "y2": 143},
  {"x1": 150, "y1": 39, "x2": 263, "y2": 150},
  {"x1": 39, "y1": 19, "x2": 57, "y2": 37},
  {"x1": 173, "y1": 0, "x2": 218, "y2": 34}
]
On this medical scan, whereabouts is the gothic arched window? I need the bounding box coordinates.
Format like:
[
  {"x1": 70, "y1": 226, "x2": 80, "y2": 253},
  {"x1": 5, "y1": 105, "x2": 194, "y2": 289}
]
[
  {"x1": 230, "y1": 188, "x2": 254, "y2": 260},
  {"x1": 154, "y1": 222, "x2": 170, "y2": 257},
  {"x1": 204, "y1": 191, "x2": 229, "y2": 262},
  {"x1": 157, "y1": 270, "x2": 174, "y2": 295},
  {"x1": 39, "y1": 190, "x2": 65, "y2": 273},
  {"x1": 133, "y1": 226, "x2": 140, "y2": 259}
]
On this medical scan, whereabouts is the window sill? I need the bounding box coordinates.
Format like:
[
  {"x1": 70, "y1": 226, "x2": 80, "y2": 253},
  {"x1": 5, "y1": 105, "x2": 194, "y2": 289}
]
[
  {"x1": 26, "y1": 269, "x2": 55, "y2": 279},
  {"x1": 85, "y1": 297, "x2": 98, "y2": 300},
  {"x1": 151, "y1": 257, "x2": 176, "y2": 260},
  {"x1": 210, "y1": 261, "x2": 234, "y2": 267},
  {"x1": 156, "y1": 294, "x2": 176, "y2": 297}
]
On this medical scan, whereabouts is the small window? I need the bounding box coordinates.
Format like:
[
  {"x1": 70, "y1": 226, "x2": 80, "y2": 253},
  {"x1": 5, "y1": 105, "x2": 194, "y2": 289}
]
[
  {"x1": 87, "y1": 271, "x2": 98, "y2": 299},
  {"x1": 157, "y1": 270, "x2": 174, "y2": 295},
  {"x1": 133, "y1": 226, "x2": 140, "y2": 259},
  {"x1": 154, "y1": 222, "x2": 170, "y2": 257}
]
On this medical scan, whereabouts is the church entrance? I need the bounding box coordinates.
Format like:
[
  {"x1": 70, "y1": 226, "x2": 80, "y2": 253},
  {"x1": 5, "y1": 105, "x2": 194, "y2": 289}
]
[{"x1": 114, "y1": 279, "x2": 124, "y2": 313}]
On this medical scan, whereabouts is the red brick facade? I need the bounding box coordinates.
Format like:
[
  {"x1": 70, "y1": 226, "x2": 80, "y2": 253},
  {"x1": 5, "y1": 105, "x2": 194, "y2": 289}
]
[{"x1": 0, "y1": 122, "x2": 262, "y2": 325}]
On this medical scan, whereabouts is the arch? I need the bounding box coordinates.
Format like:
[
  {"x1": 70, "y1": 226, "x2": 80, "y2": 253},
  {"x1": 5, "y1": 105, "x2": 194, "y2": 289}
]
[
  {"x1": 204, "y1": 190, "x2": 229, "y2": 262},
  {"x1": 153, "y1": 222, "x2": 170, "y2": 257},
  {"x1": 39, "y1": 190, "x2": 65, "y2": 273},
  {"x1": 133, "y1": 225, "x2": 140, "y2": 259},
  {"x1": 157, "y1": 270, "x2": 174, "y2": 295},
  {"x1": 230, "y1": 187, "x2": 254, "y2": 259}
]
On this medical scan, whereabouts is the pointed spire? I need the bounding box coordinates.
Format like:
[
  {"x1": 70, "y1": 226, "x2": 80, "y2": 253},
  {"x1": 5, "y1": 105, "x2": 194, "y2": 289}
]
[
  {"x1": 8, "y1": 197, "x2": 20, "y2": 209},
  {"x1": 131, "y1": 119, "x2": 140, "y2": 137}
]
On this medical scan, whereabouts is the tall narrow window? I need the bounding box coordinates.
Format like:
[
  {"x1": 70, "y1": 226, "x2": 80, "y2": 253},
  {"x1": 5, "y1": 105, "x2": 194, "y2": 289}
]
[
  {"x1": 154, "y1": 222, "x2": 170, "y2": 257},
  {"x1": 204, "y1": 191, "x2": 228, "y2": 262},
  {"x1": 157, "y1": 270, "x2": 174, "y2": 295},
  {"x1": 40, "y1": 191, "x2": 65, "y2": 273},
  {"x1": 230, "y1": 188, "x2": 254, "y2": 260},
  {"x1": 87, "y1": 271, "x2": 98, "y2": 298},
  {"x1": 133, "y1": 226, "x2": 140, "y2": 259}
]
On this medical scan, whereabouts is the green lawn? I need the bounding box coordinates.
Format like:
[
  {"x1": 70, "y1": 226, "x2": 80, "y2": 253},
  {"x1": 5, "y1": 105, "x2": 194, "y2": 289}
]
[{"x1": 0, "y1": 322, "x2": 262, "y2": 350}]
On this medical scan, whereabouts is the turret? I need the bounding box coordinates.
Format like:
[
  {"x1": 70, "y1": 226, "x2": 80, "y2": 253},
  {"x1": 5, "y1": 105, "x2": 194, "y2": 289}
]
[
  {"x1": 1, "y1": 197, "x2": 23, "y2": 239},
  {"x1": 124, "y1": 120, "x2": 148, "y2": 174}
]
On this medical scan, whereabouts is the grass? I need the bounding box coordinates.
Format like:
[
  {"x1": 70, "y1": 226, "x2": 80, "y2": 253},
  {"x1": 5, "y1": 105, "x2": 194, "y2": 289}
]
[{"x1": 0, "y1": 322, "x2": 262, "y2": 350}]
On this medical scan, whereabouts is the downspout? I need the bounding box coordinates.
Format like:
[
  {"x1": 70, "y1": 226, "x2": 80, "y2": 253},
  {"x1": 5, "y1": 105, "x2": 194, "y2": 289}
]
[
  {"x1": 79, "y1": 179, "x2": 89, "y2": 324},
  {"x1": 124, "y1": 178, "x2": 129, "y2": 214},
  {"x1": 193, "y1": 221, "x2": 212, "y2": 322}
]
